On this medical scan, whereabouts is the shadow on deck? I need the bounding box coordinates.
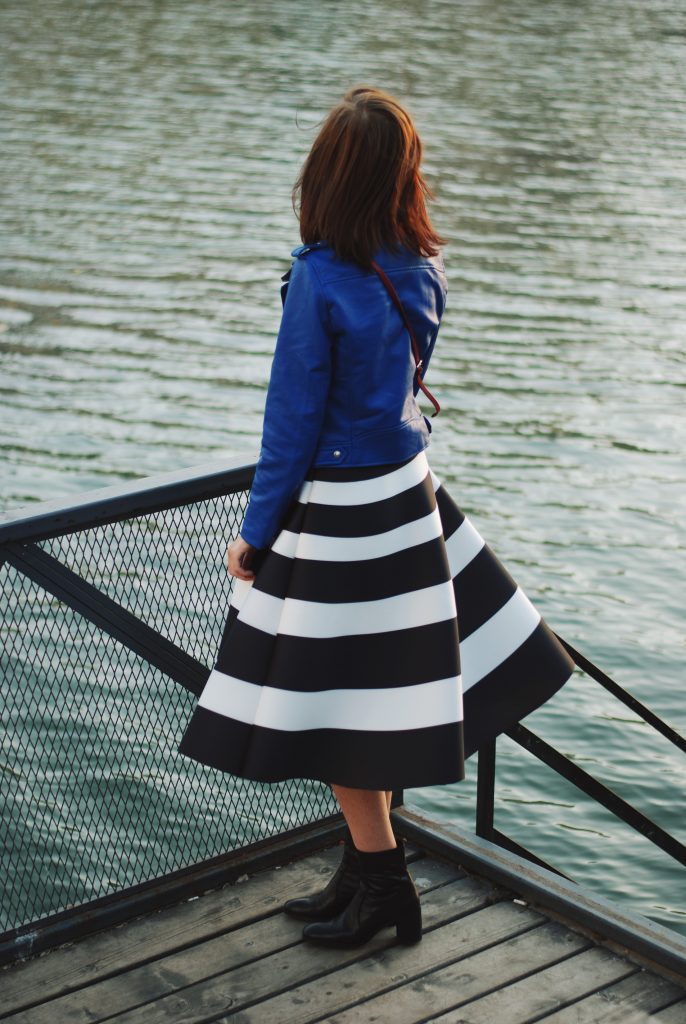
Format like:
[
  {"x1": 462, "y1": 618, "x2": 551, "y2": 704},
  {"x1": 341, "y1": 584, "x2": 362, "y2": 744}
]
[{"x1": 1, "y1": 808, "x2": 685, "y2": 1024}]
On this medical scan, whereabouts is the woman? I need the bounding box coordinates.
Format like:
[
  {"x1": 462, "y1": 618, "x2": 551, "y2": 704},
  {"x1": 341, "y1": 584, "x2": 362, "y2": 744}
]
[{"x1": 178, "y1": 86, "x2": 574, "y2": 949}]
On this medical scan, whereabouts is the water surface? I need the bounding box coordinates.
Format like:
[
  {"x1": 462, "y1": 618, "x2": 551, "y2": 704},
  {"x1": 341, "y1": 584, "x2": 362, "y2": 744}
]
[{"x1": 1, "y1": 0, "x2": 684, "y2": 933}]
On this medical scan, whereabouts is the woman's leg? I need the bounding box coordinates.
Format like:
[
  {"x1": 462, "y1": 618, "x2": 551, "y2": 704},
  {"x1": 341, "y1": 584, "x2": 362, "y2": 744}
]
[{"x1": 331, "y1": 783, "x2": 396, "y2": 852}]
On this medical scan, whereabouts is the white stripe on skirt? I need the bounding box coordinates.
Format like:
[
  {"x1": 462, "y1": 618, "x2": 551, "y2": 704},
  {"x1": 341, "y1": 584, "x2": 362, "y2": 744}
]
[
  {"x1": 236, "y1": 578, "x2": 457, "y2": 638},
  {"x1": 271, "y1": 504, "x2": 444, "y2": 562},
  {"x1": 198, "y1": 669, "x2": 463, "y2": 731},
  {"x1": 444, "y1": 516, "x2": 485, "y2": 578},
  {"x1": 461, "y1": 587, "x2": 540, "y2": 691},
  {"x1": 296, "y1": 448, "x2": 435, "y2": 507},
  {"x1": 231, "y1": 580, "x2": 539, "y2": 693}
]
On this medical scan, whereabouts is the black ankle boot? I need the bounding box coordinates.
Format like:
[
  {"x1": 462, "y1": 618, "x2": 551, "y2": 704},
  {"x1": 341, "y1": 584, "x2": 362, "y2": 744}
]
[
  {"x1": 283, "y1": 827, "x2": 360, "y2": 921},
  {"x1": 301, "y1": 840, "x2": 422, "y2": 947}
]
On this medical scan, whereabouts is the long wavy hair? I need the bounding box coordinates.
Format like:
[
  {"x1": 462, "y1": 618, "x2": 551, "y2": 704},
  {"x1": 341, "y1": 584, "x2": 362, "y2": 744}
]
[{"x1": 293, "y1": 86, "x2": 445, "y2": 268}]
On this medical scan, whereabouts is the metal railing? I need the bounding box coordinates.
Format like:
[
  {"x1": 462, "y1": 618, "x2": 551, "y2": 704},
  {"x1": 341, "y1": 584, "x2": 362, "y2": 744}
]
[
  {"x1": 475, "y1": 638, "x2": 686, "y2": 878},
  {"x1": 1, "y1": 456, "x2": 684, "y2": 965},
  {"x1": 0, "y1": 456, "x2": 343, "y2": 963}
]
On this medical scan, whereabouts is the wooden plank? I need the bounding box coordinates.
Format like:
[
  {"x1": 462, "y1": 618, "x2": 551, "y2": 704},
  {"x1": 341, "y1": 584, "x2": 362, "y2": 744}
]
[
  {"x1": 237, "y1": 918, "x2": 587, "y2": 1024},
  {"x1": 540, "y1": 970, "x2": 686, "y2": 1023},
  {"x1": 0, "y1": 842, "x2": 435, "y2": 1017},
  {"x1": 396, "y1": 808, "x2": 686, "y2": 981},
  {"x1": 404, "y1": 854, "x2": 466, "y2": 891},
  {"x1": 654, "y1": 998, "x2": 686, "y2": 1022},
  {"x1": 0, "y1": 853, "x2": 465, "y2": 1024},
  {"x1": 25, "y1": 885, "x2": 533, "y2": 1024},
  {"x1": 428, "y1": 945, "x2": 637, "y2": 1023},
  {"x1": 555, "y1": 1007, "x2": 681, "y2": 1024},
  {"x1": 0, "y1": 846, "x2": 335, "y2": 1013}
]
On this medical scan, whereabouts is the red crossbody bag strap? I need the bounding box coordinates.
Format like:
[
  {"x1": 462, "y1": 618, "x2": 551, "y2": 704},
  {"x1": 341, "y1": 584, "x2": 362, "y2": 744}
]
[{"x1": 370, "y1": 260, "x2": 441, "y2": 417}]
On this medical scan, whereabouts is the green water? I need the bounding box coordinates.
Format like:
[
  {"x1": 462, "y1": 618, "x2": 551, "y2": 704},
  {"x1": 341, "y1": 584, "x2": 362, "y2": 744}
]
[{"x1": 0, "y1": 0, "x2": 684, "y2": 935}]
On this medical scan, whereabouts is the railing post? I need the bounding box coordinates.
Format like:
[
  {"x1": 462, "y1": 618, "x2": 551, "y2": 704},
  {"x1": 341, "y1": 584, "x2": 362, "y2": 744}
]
[{"x1": 476, "y1": 739, "x2": 496, "y2": 840}]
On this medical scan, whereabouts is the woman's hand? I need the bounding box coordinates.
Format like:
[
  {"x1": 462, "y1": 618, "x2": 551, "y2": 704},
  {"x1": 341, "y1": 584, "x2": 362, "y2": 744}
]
[{"x1": 226, "y1": 534, "x2": 258, "y2": 580}]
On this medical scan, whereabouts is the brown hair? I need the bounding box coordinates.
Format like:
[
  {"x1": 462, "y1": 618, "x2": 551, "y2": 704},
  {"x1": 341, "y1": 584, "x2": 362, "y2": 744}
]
[{"x1": 293, "y1": 86, "x2": 445, "y2": 268}]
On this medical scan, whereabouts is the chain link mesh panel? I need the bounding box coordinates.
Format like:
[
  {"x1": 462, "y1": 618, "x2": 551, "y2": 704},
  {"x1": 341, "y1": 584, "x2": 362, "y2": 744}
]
[{"x1": 0, "y1": 488, "x2": 337, "y2": 934}]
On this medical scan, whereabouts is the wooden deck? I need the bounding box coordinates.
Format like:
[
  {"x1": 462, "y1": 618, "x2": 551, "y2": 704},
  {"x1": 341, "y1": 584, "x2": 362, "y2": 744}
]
[{"x1": 1, "y1": 819, "x2": 685, "y2": 1024}]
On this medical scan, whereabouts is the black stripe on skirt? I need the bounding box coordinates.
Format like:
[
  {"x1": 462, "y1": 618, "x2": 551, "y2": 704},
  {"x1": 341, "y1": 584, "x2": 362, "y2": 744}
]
[{"x1": 178, "y1": 448, "x2": 574, "y2": 788}]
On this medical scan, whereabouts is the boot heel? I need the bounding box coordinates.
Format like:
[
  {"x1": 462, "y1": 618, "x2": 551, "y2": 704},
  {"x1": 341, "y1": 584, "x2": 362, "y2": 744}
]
[{"x1": 395, "y1": 900, "x2": 422, "y2": 944}]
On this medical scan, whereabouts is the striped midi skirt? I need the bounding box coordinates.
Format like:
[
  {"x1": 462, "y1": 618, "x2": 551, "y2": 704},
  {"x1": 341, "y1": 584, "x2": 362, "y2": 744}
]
[{"x1": 178, "y1": 449, "x2": 574, "y2": 790}]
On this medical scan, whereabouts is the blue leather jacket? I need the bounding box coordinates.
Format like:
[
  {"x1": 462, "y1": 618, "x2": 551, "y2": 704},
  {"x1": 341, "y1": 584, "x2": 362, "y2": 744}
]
[{"x1": 239, "y1": 241, "x2": 448, "y2": 549}]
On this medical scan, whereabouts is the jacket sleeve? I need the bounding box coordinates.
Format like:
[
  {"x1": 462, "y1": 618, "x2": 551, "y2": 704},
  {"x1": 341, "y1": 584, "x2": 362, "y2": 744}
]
[{"x1": 238, "y1": 256, "x2": 333, "y2": 550}]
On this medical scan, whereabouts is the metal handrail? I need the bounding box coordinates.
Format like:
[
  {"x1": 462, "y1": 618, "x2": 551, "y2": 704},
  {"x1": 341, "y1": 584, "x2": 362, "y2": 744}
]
[
  {"x1": 0, "y1": 455, "x2": 344, "y2": 964},
  {"x1": 2, "y1": 456, "x2": 683, "y2": 964},
  {"x1": 475, "y1": 643, "x2": 686, "y2": 877},
  {"x1": 0, "y1": 454, "x2": 257, "y2": 544},
  {"x1": 554, "y1": 633, "x2": 686, "y2": 755}
]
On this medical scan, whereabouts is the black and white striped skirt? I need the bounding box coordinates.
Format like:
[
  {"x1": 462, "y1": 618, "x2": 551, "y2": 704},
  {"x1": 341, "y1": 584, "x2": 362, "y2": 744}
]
[{"x1": 178, "y1": 449, "x2": 574, "y2": 790}]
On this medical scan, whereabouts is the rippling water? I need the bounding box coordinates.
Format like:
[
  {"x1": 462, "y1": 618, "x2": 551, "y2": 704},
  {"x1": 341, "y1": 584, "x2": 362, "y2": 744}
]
[{"x1": 1, "y1": 0, "x2": 685, "y2": 933}]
